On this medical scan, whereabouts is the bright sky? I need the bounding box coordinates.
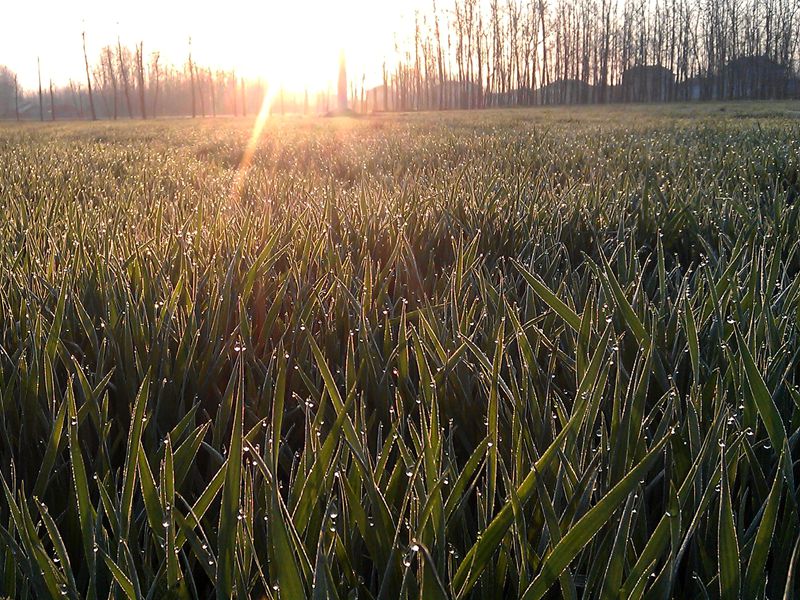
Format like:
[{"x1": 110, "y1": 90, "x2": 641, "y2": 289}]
[{"x1": 3, "y1": 0, "x2": 428, "y2": 92}]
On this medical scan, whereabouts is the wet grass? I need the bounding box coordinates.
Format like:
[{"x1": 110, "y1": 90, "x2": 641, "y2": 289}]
[{"x1": 1, "y1": 103, "x2": 800, "y2": 598}]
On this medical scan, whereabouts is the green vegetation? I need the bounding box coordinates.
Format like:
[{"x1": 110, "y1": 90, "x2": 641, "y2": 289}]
[{"x1": 1, "y1": 103, "x2": 799, "y2": 599}]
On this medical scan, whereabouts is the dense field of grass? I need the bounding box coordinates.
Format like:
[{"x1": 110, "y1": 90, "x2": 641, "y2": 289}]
[{"x1": 1, "y1": 103, "x2": 800, "y2": 599}]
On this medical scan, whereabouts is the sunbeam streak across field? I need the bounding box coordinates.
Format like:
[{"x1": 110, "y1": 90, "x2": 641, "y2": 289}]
[{"x1": 229, "y1": 89, "x2": 277, "y2": 205}]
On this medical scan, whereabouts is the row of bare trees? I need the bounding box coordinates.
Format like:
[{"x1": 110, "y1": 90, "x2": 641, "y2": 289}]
[
  {"x1": 2, "y1": 35, "x2": 266, "y2": 121},
  {"x1": 89, "y1": 42, "x2": 252, "y2": 120},
  {"x1": 371, "y1": 0, "x2": 799, "y2": 110},
  {"x1": 2, "y1": 0, "x2": 799, "y2": 120},
  {"x1": 79, "y1": 36, "x2": 261, "y2": 120}
]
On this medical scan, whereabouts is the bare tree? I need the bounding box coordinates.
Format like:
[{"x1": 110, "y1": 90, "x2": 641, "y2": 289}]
[
  {"x1": 209, "y1": 69, "x2": 216, "y2": 117},
  {"x1": 136, "y1": 42, "x2": 147, "y2": 119},
  {"x1": 104, "y1": 46, "x2": 118, "y2": 119},
  {"x1": 37, "y1": 57, "x2": 44, "y2": 121},
  {"x1": 10, "y1": 0, "x2": 798, "y2": 121},
  {"x1": 14, "y1": 74, "x2": 19, "y2": 121},
  {"x1": 117, "y1": 37, "x2": 134, "y2": 117},
  {"x1": 188, "y1": 39, "x2": 197, "y2": 118},
  {"x1": 338, "y1": 50, "x2": 348, "y2": 110},
  {"x1": 232, "y1": 70, "x2": 238, "y2": 116},
  {"x1": 68, "y1": 79, "x2": 84, "y2": 118},
  {"x1": 198, "y1": 66, "x2": 206, "y2": 117},
  {"x1": 150, "y1": 52, "x2": 161, "y2": 117},
  {"x1": 82, "y1": 31, "x2": 97, "y2": 120},
  {"x1": 49, "y1": 80, "x2": 56, "y2": 120}
]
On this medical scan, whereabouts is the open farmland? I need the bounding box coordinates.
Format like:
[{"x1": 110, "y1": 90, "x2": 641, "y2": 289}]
[{"x1": 1, "y1": 103, "x2": 800, "y2": 598}]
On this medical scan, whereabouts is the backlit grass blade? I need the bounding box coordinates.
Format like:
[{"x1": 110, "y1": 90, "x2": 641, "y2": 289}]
[
  {"x1": 718, "y1": 447, "x2": 740, "y2": 600},
  {"x1": 270, "y1": 490, "x2": 308, "y2": 598},
  {"x1": 101, "y1": 550, "x2": 138, "y2": 600},
  {"x1": 735, "y1": 327, "x2": 789, "y2": 464},
  {"x1": 744, "y1": 450, "x2": 785, "y2": 598},
  {"x1": 520, "y1": 433, "x2": 671, "y2": 600},
  {"x1": 66, "y1": 381, "x2": 97, "y2": 578},
  {"x1": 513, "y1": 259, "x2": 582, "y2": 332},
  {"x1": 217, "y1": 362, "x2": 243, "y2": 599},
  {"x1": 32, "y1": 396, "x2": 67, "y2": 497},
  {"x1": 684, "y1": 295, "x2": 700, "y2": 386},
  {"x1": 121, "y1": 374, "x2": 150, "y2": 538},
  {"x1": 453, "y1": 326, "x2": 611, "y2": 597}
]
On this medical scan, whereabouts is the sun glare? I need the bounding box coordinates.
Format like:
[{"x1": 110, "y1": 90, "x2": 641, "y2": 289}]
[
  {"x1": 4, "y1": 0, "x2": 423, "y2": 93},
  {"x1": 184, "y1": 0, "x2": 413, "y2": 95},
  {"x1": 225, "y1": 0, "x2": 408, "y2": 92},
  {"x1": 235, "y1": 3, "x2": 343, "y2": 91}
]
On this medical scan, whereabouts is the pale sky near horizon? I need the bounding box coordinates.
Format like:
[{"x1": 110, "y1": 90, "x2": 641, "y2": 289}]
[{"x1": 3, "y1": 0, "x2": 428, "y2": 92}]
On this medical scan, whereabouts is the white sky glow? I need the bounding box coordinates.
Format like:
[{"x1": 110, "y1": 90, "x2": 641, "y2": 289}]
[{"x1": 2, "y1": 0, "x2": 427, "y2": 92}]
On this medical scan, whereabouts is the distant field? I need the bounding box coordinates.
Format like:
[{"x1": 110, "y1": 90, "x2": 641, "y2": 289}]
[{"x1": 1, "y1": 102, "x2": 799, "y2": 599}]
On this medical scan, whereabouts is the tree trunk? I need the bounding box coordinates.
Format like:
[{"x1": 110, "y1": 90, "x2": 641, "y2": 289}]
[
  {"x1": 49, "y1": 80, "x2": 56, "y2": 121},
  {"x1": 14, "y1": 74, "x2": 19, "y2": 121},
  {"x1": 118, "y1": 38, "x2": 134, "y2": 117},
  {"x1": 189, "y1": 42, "x2": 197, "y2": 118},
  {"x1": 106, "y1": 47, "x2": 118, "y2": 119},
  {"x1": 198, "y1": 70, "x2": 206, "y2": 117},
  {"x1": 83, "y1": 32, "x2": 97, "y2": 120},
  {"x1": 151, "y1": 54, "x2": 160, "y2": 118},
  {"x1": 232, "y1": 71, "x2": 238, "y2": 116},
  {"x1": 137, "y1": 42, "x2": 147, "y2": 119},
  {"x1": 209, "y1": 70, "x2": 216, "y2": 117},
  {"x1": 38, "y1": 58, "x2": 44, "y2": 122}
]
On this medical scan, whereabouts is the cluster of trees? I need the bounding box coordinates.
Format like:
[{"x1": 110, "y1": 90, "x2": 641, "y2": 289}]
[
  {"x1": 0, "y1": 66, "x2": 20, "y2": 118},
  {"x1": 2, "y1": 0, "x2": 799, "y2": 120},
  {"x1": 0, "y1": 37, "x2": 270, "y2": 121},
  {"x1": 372, "y1": 0, "x2": 800, "y2": 110},
  {"x1": 85, "y1": 39, "x2": 261, "y2": 120}
]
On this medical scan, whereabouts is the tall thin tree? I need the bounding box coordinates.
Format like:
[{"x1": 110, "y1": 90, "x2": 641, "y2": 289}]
[
  {"x1": 82, "y1": 31, "x2": 97, "y2": 120},
  {"x1": 105, "y1": 46, "x2": 118, "y2": 119},
  {"x1": 37, "y1": 57, "x2": 44, "y2": 122},
  {"x1": 188, "y1": 38, "x2": 197, "y2": 118},
  {"x1": 338, "y1": 50, "x2": 348, "y2": 111},
  {"x1": 117, "y1": 37, "x2": 133, "y2": 117},
  {"x1": 49, "y1": 80, "x2": 56, "y2": 121},
  {"x1": 232, "y1": 70, "x2": 238, "y2": 116},
  {"x1": 150, "y1": 52, "x2": 161, "y2": 118},
  {"x1": 13, "y1": 74, "x2": 19, "y2": 121},
  {"x1": 136, "y1": 41, "x2": 147, "y2": 119}
]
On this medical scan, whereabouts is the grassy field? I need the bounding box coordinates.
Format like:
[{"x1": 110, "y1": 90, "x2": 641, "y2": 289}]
[{"x1": 1, "y1": 102, "x2": 800, "y2": 599}]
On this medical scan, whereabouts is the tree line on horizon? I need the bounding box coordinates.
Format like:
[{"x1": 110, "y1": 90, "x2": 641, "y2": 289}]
[
  {"x1": 386, "y1": 0, "x2": 799, "y2": 109},
  {"x1": 1, "y1": 0, "x2": 799, "y2": 120}
]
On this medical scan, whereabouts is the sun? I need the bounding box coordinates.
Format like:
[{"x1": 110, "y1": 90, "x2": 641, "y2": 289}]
[
  {"x1": 3, "y1": 0, "x2": 424, "y2": 94},
  {"x1": 243, "y1": 3, "x2": 342, "y2": 92},
  {"x1": 194, "y1": 0, "x2": 411, "y2": 95}
]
